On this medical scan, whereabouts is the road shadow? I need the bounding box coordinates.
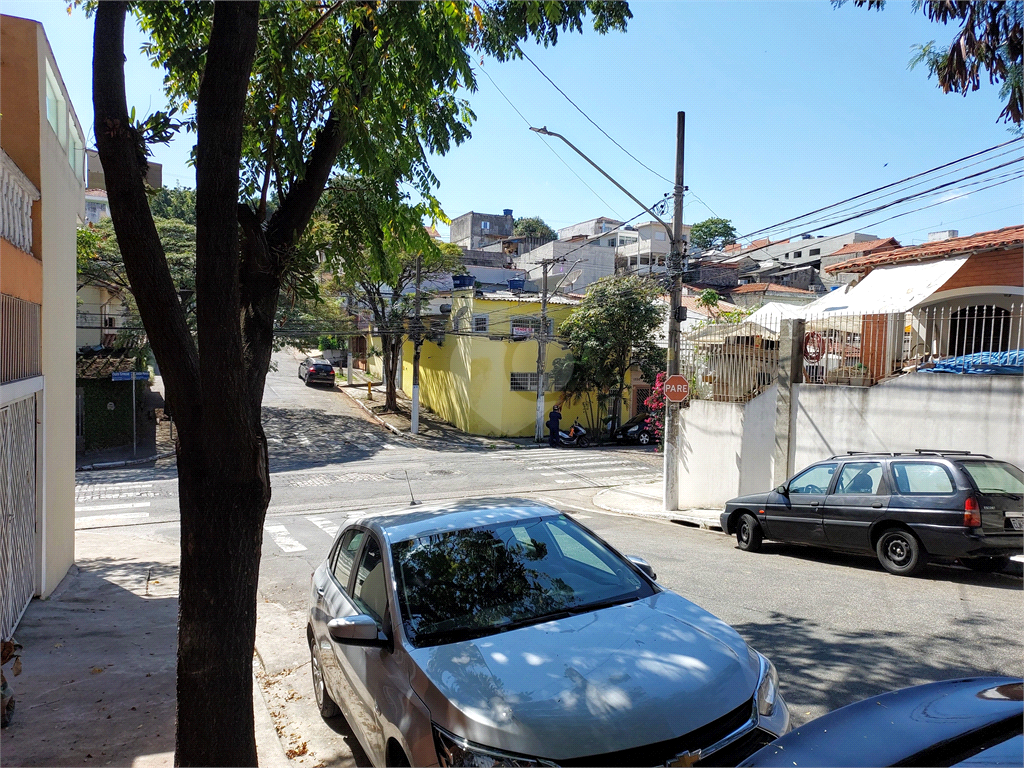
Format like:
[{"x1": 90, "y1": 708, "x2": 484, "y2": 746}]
[
  {"x1": 263, "y1": 406, "x2": 397, "y2": 472},
  {"x1": 754, "y1": 541, "x2": 1023, "y2": 590},
  {"x1": 732, "y1": 607, "x2": 1023, "y2": 727}
]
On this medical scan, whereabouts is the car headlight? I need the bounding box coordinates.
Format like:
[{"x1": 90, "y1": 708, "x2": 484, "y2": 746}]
[
  {"x1": 433, "y1": 724, "x2": 553, "y2": 767},
  {"x1": 627, "y1": 426, "x2": 639, "y2": 433},
  {"x1": 756, "y1": 654, "x2": 779, "y2": 717}
]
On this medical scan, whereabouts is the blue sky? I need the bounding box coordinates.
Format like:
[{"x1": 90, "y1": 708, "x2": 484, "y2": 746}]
[{"x1": 8, "y1": 1, "x2": 1021, "y2": 246}]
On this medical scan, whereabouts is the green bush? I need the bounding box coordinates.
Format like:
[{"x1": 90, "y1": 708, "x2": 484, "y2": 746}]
[{"x1": 317, "y1": 335, "x2": 338, "y2": 350}]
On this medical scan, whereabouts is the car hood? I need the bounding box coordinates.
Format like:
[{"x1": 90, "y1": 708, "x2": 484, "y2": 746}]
[
  {"x1": 726, "y1": 492, "x2": 772, "y2": 508},
  {"x1": 740, "y1": 677, "x2": 1024, "y2": 767},
  {"x1": 406, "y1": 591, "x2": 759, "y2": 762}
]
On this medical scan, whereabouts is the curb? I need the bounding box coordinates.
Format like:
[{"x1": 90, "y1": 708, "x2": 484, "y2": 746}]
[
  {"x1": 76, "y1": 450, "x2": 176, "y2": 472},
  {"x1": 592, "y1": 491, "x2": 724, "y2": 531}
]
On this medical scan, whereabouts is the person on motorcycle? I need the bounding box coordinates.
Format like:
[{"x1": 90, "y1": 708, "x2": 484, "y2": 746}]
[{"x1": 546, "y1": 404, "x2": 562, "y2": 447}]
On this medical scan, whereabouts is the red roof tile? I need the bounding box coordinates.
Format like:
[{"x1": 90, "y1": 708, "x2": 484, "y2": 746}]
[
  {"x1": 828, "y1": 237, "x2": 901, "y2": 258},
  {"x1": 678, "y1": 294, "x2": 740, "y2": 317},
  {"x1": 824, "y1": 225, "x2": 1024, "y2": 274},
  {"x1": 730, "y1": 282, "x2": 815, "y2": 295}
]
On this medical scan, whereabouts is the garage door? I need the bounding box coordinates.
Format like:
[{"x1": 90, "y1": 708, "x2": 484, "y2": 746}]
[{"x1": 0, "y1": 396, "x2": 36, "y2": 640}]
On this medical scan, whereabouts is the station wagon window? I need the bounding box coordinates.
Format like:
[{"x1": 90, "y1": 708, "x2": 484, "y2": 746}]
[
  {"x1": 789, "y1": 463, "x2": 836, "y2": 494},
  {"x1": 835, "y1": 462, "x2": 884, "y2": 494},
  {"x1": 957, "y1": 461, "x2": 1024, "y2": 494},
  {"x1": 351, "y1": 536, "x2": 387, "y2": 628},
  {"x1": 332, "y1": 530, "x2": 365, "y2": 592},
  {"x1": 891, "y1": 462, "x2": 955, "y2": 495}
]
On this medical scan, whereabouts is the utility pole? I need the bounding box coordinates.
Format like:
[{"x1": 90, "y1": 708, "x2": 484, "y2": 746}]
[
  {"x1": 534, "y1": 259, "x2": 551, "y2": 443},
  {"x1": 664, "y1": 111, "x2": 686, "y2": 512},
  {"x1": 411, "y1": 254, "x2": 422, "y2": 435}
]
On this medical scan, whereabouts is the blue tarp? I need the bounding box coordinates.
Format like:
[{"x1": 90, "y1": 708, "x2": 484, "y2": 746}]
[{"x1": 920, "y1": 349, "x2": 1024, "y2": 375}]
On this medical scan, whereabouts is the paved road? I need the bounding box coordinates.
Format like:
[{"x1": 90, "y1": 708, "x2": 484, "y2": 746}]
[{"x1": 72, "y1": 350, "x2": 1023, "y2": 765}]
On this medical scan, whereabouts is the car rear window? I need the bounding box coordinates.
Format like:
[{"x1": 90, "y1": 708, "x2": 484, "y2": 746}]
[
  {"x1": 314, "y1": 364, "x2": 333, "y2": 372},
  {"x1": 891, "y1": 462, "x2": 955, "y2": 495},
  {"x1": 958, "y1": 461, "x2": 1024, "y2": 495}
]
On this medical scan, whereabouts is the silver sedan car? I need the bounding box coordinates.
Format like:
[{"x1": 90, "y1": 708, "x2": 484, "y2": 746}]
[{"x1": 307, "y1": 499, "x2": 790, "y2": 767}]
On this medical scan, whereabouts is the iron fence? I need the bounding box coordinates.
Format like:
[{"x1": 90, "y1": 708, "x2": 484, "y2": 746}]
[
  {"x1": 1, "y1": 294, "x2": 41, "y2": 385},
  {"x1": 680, "y1": 302, "x2": 1023, "y2": 402}
]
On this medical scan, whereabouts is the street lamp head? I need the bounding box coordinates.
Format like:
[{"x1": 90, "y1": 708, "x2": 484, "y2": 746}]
[{"x1": 529, "y1": 126, "x2": 551, "y2": 136}]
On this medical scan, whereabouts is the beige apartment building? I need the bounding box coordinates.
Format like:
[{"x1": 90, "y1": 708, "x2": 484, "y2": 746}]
[{"x1": 1, "y1": 14, "x2": 85, "y2": 637}]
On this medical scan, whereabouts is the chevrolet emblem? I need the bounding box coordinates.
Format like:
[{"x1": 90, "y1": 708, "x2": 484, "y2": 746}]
[{"x1": 668, "y1": 750, "x2": 701, "y2": 767}]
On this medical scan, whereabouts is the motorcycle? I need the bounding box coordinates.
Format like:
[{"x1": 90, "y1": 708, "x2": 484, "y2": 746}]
[{"x1": 558, "y1": 419, "x2": 590, "y2": 448}]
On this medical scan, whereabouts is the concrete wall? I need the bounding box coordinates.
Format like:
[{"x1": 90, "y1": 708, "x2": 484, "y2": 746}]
[
  {"x1": 791, "y1": 373, "x2": 1024, "y2": 470},
  {"x1": 673, "y1": 385, "x2": 777, "y2": 508},
  {"x1": 673, "y1": 373, "x2": 1024, "y2": 511}
]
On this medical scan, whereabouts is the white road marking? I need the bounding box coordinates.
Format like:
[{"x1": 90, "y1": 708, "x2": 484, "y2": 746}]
[
  {"x1": 540, "y1": 465, "x2": 643, "y2": 476},
  {"x1": 535, "y1": 462, "x2": 633, "y2": 474},
  {"x1": 265, "y1": 524, "x2": 307, "y2": 553},
  {"x1": 554, "y1": 473, "x2": 661, "y2": 485},
  {"x1": 307, "y1": 516, "x2": 340, "y2": 538},
  {"x1": 75, "y1": 501, "x2": 152, "y2": 513},
  {"x1": 382, "y1": 444, "x2": 396, "y2": 450},
  {"x1": 76, "y1": 512, "x2": 150, "y2": 528},
  {"x1": 538, "y1": 497, "x2": 596, "y2": 514}
]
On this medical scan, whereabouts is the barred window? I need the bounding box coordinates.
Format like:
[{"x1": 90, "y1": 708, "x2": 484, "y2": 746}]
[
  {"x1": 474, "y1": 315, "x2": 489, "y2": 333},
  {"x1": 510, "y1": 372, "x2": 539, "y2": 391},
  {"x1": 511, "y1": 316, "x2": 541, "y2": 337}
]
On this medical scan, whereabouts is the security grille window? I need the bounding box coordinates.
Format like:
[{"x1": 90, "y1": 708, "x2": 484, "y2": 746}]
[
  {"x1": 481, "y1": 221, "x2": 490, "y2": 231},
  {"x1": 473, "y1": 315, "x2": 489, "y2": 333},
  {"x1": 511, "y1": 316, "x2": 542, "y2": 338},
  {"x1": 510, "y1": 372, "x2": 539, "y2": 391}
]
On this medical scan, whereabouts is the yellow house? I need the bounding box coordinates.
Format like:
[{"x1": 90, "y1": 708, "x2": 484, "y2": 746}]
[
  {"x1": 367, "y1": 287, "x2": 598, "y2": 437},
  {"x1": 1, "y1": 14, "x2": 85, "y2": 635}
]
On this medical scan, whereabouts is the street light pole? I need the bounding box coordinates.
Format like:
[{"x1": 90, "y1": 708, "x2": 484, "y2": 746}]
[
  {"x1": 534, "y1": 260, "x2": 551, "y2": 443},
  {"x1": 411, "y1": 254, "x2": 422, "y2": 435}
]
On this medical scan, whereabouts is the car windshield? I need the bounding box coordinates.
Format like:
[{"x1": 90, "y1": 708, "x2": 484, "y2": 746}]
[
  {"x1": 958, "y1": 461, "x2": 1024, "y2": 495},
  {"x1": 391, "y1": 515, "x2": 655, "y2": 648}
]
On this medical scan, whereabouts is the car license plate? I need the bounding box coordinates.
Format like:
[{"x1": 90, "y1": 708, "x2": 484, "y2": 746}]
[{"x1": 1010, "y1": 517, "x2": 1024, "y2": 531}]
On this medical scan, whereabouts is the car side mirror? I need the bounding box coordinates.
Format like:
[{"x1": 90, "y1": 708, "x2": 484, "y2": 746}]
[
  {"x1": 627, "y1": 555, "x2": 657, "y2": 581},
  {"x1": 775, "y1": 484, "x2": 789, "y2": 496},
  {"x1": 328, "y1": 615, "x2": 385, "y2": 646}
]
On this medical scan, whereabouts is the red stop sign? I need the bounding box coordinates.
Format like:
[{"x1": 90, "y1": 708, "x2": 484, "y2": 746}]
[{"x1": 664, "y1": 374, "x2": 689, "y2": 403}]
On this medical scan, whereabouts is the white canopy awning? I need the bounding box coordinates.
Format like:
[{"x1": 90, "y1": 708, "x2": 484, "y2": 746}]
[
  {"x1": 803, "y1": 256, "x2": 969, "y2": 316},
  {"x1": 744, "y1": 301, "x2": 805, "y2": 333}
]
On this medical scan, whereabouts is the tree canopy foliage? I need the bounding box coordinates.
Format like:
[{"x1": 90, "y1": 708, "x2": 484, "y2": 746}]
[
  {"x1": 689, "y1": 217, "x2": 737, "y2": 251},
  {"x1": 556, "y1": 275, "x2": 665, "y2": 435},
  {"x1": 513, "y1": 216, "x2": 557, "y2": 240},
  {"x1": 148, "y1": 186, "x2": 198, "y2": 225},
  {"x1": 840, "y1": 0, "x2": 1023, "y2": 125}
]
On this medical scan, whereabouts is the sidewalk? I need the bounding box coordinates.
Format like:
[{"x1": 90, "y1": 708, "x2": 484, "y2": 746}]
[
  {"x1": 593, "y1": 481, "x2": 724, "y2": 530},
  {"x1": 0, "y1": 530, "x2": 288, "y2": 768}
]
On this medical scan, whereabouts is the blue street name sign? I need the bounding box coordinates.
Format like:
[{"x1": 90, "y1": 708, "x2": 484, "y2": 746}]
[{"x1": 111, "y1": 371, "x2": 150, "y2": 381}]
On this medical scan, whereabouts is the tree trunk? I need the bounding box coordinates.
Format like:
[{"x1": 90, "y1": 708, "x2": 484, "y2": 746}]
[
  {"x1": 380, "y1": 331, "x2": 402, "y2": 412},
  {"x1": 93, "y1": 4, "x2": 264, "y2": 766}
]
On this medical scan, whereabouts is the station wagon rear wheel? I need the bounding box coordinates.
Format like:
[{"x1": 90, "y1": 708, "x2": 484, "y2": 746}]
[
  {"x1": 737, "y1": 513, "x2": 763, "y2": 552},
  {"x1": 309, "y1": 636, "x2": 340, "y2": 718},
  {"x1": 876, "y1": 529, "x2": 925, "y2": 576}
]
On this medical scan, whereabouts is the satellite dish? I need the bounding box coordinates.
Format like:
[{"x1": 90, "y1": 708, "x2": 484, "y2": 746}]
[{"x1": 563, "y1": 268, "x2": 583, "y2": 288}]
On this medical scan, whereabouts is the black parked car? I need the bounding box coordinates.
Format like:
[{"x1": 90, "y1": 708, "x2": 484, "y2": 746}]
[
  {"x1": 721, "y1": 451, "x2": 1023, "y2": 576},
  {"x1": 298, "y1": 357, "x2": 336, "y2": 387},
  {"x1": 740, "y1": 677, "x2": 1023, "y2": 768},
  {"x1": 609, "y1": 412, "x2": 656, "y2": 446}
]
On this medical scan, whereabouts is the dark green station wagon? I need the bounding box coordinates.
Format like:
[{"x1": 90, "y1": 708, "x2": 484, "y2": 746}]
[{"x1": 721, "y1": 451, "x2": 1023, "y2": 576}]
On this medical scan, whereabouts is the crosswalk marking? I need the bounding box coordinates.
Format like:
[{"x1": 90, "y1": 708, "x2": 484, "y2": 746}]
[
  {"x1": 554, "y1": 473, "x2": 660, "y2": 485},
  {"x1": 75, "y1": 501, "x2": 152, "y2": 513},
  {"x1": 265, "y1": 524, "x2": 307, "y2": 552},
  {"x1": 307, "y1": 516, "x2": 339, "y2": 538},
  {"x1": 76, "y1": 512, "x2": 150, "y2": 528},
  {"x1": 540, "y1": 465, "x2": 641, "y2": 476},
  {"x1": 531, "y1": 461, "x2": 631, "y2": 472}
]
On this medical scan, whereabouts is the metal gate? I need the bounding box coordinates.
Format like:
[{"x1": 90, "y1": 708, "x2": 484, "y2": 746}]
[{"x1": 0, "y1": 396, "x2": 36, "y2": 640}]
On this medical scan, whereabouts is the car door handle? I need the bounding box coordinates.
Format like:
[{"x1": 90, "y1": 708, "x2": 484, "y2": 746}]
[
  {"x1": 872, "y1": 502, "x2": 883, "y2": 508},
  {"x1": 316, "y1": 587, "x2": 326, "y2": 597},
  {"x1": 811, "y1": 502, "x2": 819, "y2": 507}
]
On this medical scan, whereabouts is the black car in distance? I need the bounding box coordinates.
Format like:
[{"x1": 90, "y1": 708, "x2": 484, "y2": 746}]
[
  {"x1": 298, "y1": 357, "x2": 336, "y2": 387},
  {"x1": 721, "y1": 451, "x2": 1023, "y2": 576},
  {"x1": 609, "y1": 412, "x2": 656, "y2": 445}
]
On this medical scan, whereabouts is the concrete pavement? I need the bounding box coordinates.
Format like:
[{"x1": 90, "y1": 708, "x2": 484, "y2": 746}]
[
  {"x1": 0, "y1": 529, "x2": 289, "y2": 768},
  {"x1": 593, "y1": 480, "x2": 724, "y2": 530}
]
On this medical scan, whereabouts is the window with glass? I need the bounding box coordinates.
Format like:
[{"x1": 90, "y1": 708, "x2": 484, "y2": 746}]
[
  {"x1": 789, "y1": 463, "x2": 837, "y2": 494},
  {"x1": 510, "y1": 372, "x2": 539, "y2": 391},
  {"x1": 332, "y1": 529, "x2": 365, "y2": 592},
  {"x1": 891, "y1": 462, "x2": 955, "y2": 495},
  {"x1": 835, "y1": 462, "x2": 884, "y2": 494},
  {"x1": 391, "y1": 515, "x2": 655, "y2": 647},
  {"x1": 956, "y1": 461, "x2": 1024, "y2": 495},
  {"x1": 473, "y1": 315, "x2": 488, "y2": 333},
  {"x1": 351, "y1": 536, "x2": 387, "y2": 628}
]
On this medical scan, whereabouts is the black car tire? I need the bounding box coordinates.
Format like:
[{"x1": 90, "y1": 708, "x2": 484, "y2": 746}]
[
  {"x1": 298, "y1": 365, "x2": 304, "y2": 379},
  {"x1": 303, "y1": 372, "x2": 311, "y2": 387},
  {"x1": 876, "y1": 528, "x2": 926, "y2": 576},
  {"x1": 638, "y1": 432, "x2": 652, "y2": 446},
  {"x1": 577, "y1": 435, "x2": 591, "y2": 448},
  {"x1": 737, "y1": 513, "x2": 763, "y2": 552},
  {"x1": 310, "y1": 637, "x2": 340, "y2": 718},
  {"x1": 960, "y1": 556, "x2": 1010, "y2": 573}
]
